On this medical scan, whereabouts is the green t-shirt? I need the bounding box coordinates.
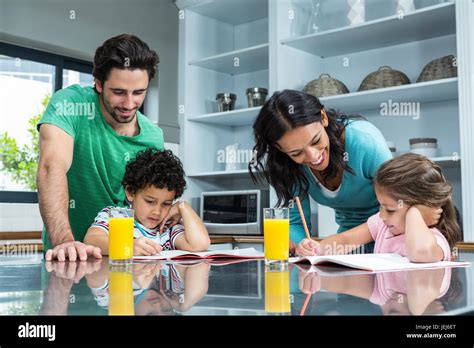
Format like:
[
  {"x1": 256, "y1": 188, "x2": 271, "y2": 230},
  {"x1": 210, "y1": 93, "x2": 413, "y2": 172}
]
[{"x1": 37, "y1": 85, "x2": 164, "y2": 251}]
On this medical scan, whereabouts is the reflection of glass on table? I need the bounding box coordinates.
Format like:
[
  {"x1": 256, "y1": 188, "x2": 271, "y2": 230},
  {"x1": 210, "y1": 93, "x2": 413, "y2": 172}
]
[
  {"x1": 265, "y1": 266, "x2": 291, "y2": 315},
  {"x1": 109, "y1": 264, "x2": 134, "y2": 316}
]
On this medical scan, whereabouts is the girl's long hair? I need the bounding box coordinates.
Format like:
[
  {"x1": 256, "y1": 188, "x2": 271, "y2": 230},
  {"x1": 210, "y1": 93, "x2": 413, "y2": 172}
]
[
  {"x1": 249, "y1": 89, "x2": 360, "y2": 206},
  {"x1": 374, "y1": 153, "x2": 461, "y2": 250}
]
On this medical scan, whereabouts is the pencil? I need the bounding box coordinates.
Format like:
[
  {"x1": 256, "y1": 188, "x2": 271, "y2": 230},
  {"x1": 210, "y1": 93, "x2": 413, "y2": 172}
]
[
  {"x1": 295, "y1": 196, "x2": 316, "y2": 315},
  {"x1": 295, "y1": 196, "x2": 311, "y2": 240},
  {"x1": 300, "y1": 293, "x2": 312, "y2": 316}
]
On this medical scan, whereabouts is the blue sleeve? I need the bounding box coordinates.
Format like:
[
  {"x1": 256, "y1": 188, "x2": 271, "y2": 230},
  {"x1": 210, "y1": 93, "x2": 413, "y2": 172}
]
[
  {"x1": 361, "y1": 131, "x2": 392, "y2": 179},
  {"x1": 290, "y1": 193, "x2": 312, "y2": 244}
]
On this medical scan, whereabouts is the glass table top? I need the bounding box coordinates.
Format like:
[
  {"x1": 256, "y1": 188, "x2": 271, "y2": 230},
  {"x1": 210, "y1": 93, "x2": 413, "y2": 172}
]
[{"x1": 0, "y1": 254, "x2": 472, "y2": 316}]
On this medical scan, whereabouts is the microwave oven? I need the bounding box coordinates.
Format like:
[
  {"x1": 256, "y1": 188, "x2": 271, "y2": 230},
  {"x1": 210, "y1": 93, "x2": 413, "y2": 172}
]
[{"x1": 200, "y1": 190, "x2": 269, "y2": 235}]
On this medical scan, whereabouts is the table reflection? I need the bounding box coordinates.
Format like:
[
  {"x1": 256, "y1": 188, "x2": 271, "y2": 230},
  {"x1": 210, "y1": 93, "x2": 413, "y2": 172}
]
[
  {"x1": 22, "y1": 257, "x2": 470, "y2": 316},
  {"x1": 295, "y1": 264, "x2": 465, "y2": 316}
]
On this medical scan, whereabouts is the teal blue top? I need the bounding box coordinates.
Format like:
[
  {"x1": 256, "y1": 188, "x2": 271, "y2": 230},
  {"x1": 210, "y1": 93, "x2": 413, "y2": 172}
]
[{"x1": 290, "y1": 120, "x2": 392, "y2": 243}]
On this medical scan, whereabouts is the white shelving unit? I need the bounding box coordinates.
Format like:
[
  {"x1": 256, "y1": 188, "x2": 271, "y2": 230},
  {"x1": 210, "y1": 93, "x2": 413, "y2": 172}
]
[
  {"x1": 189, "y1": 43, "x2": 269, "y2": 75},
  {"x1": 281, "y1": 2, "x2": 456, "y2": 57},
  {"x1": 178, "y1": 0, "x2": 474, "y2": 241},
  {"x1": 320, "y1": 77, "x2": 458, "y2": 114},
  {"x1": 189, "y1": 107, "x2": 261, "y2": 126}
]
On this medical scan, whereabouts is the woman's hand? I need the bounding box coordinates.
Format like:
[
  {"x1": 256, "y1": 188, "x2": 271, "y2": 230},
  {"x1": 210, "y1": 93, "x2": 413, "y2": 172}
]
[
  {"x1": 296, "y1": 238, "x2": 321, "y2": 256},
  {"x1": 134, "y1": 237, "x2": 162, "y2": 256},
  {"x1": 410, "y1": 205, "x2": 443, "y2": 227},
  {"x1": 298, "y1": 270, "x2": 321, "y2": 294}
]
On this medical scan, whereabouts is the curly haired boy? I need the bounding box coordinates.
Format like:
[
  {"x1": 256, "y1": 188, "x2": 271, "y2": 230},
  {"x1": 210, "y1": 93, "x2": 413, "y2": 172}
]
[{"x1": 84, "y1": 148, "x2": 210, "y2": 256}]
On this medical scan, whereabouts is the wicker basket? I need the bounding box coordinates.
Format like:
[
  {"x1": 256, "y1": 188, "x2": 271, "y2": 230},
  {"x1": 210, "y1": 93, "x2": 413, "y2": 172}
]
[
  {"x1": 358, "y1": 66, "x2": 411, "y2": 92},
  {"x1": 303, "y1": 74, "x2": 349, "y2": 98},
  {"x1": 416, "y1": 55, "x2": 457, "y2": 83}
]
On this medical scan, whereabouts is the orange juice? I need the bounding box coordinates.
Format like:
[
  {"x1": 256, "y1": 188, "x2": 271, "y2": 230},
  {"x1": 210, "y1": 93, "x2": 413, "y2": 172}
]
[
  {"x1": 109, "y1": 270, "x2": 134, "y2": 315},
  {"x1": 109, "y1": 217, "x2": 134, "y2": 260},
  {"x1": 265, "y1": 270, "x2": 291, "y2": 313},
  {"x1": 264, "y1": 218, "x2": 289, "y2": 261}
]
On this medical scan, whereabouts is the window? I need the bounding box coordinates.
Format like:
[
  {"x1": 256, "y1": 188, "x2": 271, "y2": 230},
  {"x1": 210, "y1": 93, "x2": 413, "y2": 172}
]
[{"x1": 0, "y1": 42, "x2": 92, "y2": 203}]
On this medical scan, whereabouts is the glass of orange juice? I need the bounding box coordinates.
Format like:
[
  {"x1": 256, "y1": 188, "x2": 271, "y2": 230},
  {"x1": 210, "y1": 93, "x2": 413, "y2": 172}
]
[
  {"x1": 265, "y1": 266, "x2": 291, "y2": 315},
  {"x1": 109, "y1": 264, "x2": 134, "y2": 316},
  {"x1": 264, "y1": 207, "x2": 289, "y2": 269},
  {"x1": 109, "y1": 207, "x2": 134, "y2": 265}
]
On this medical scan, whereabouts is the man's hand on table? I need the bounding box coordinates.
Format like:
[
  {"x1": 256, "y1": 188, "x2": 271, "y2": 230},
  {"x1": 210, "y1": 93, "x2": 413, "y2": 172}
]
[
  {"x1": 45, "y1": 257, "x2": 102, "y2": 283},
  {"x1": 45, "y1": 240, "x2": 102, "y2": 261}
]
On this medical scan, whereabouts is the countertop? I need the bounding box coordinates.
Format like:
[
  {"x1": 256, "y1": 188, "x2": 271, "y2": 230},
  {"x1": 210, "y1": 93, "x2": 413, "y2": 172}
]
[{"x1": 0, "y1": 254, "x2": 472, "y2": 316}]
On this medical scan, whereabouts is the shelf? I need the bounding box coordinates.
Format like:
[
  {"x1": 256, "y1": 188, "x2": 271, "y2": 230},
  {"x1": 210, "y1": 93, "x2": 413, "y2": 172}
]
[
  {"x1": 183, "y1": 0, "x2": 268, "y2": 25},
  {"x1": 430, "y1": 156, "x2": 461, "y2": 168},
  {"x1": 281, "y1": 2, "x2": 455, "y2": 57},
  {"x1": 187, "y1": 169, "x2": 251, "y2": 180},
  {"x1": 320, "y1": 77, "x2": 458, "y2": 114},
  {"x1": 189, "y1": 107, "x2": 262, "y2": 126},
  {"x1": 189, "y1": 44, "x2": 269, "y2": 75}
]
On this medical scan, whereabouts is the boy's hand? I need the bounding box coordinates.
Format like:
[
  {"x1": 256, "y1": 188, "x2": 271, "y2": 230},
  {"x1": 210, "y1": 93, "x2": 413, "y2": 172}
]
[
  {"x1": 410, "y1": 205, "x2": 443, "y2": 227},
  {"x1": 159, "y1": 201, "x2": 185, "y2": 232},
  {"x1": 296, "y1": 238, "x2": 320, "y2": 257},
  {"x1": 134, "y1": 237, "x2": 162, "y2": 256}
]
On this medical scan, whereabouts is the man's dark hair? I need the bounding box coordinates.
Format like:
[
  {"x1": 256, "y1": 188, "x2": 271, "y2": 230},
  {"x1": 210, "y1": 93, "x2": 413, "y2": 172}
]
[
  {"x1": 122, "y1": 148, "x2": 186, "y2": 198},
  {"x1": 93, "y1": 34, "x2": 159, "y2": 92}
]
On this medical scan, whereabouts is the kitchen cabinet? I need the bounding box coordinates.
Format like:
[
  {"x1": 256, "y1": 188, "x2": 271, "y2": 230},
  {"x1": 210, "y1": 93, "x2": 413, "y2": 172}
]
[{"x1": 176, "y1": 0, "x2": 474, "y2": 242}]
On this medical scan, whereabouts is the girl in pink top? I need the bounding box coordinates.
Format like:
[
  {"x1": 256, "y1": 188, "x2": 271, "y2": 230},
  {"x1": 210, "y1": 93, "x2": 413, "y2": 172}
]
[{"x1": 296, "y1": 153, "x2": 461, "y2": 262}]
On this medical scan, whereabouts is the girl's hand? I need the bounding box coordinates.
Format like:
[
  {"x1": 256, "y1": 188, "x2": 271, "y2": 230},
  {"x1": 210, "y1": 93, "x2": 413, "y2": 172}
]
[
  {"x1": 134, "y1": 237, "x2": 162, "y2": 256},
  {"x1": 411, "y1": 205, "x2": 443, "y2": 227},
  {"x1": 296, "y1": 238, "x2": 321, "y2": 256},
  {"x1": 159, "y1": 201, "x2": 185, "y2": 232}
]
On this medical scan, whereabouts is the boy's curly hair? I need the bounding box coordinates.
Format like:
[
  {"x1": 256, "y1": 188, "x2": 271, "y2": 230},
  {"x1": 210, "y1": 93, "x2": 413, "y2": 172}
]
[{"x1": 122, "y1": 148, "x2": 186, "y2": 198}]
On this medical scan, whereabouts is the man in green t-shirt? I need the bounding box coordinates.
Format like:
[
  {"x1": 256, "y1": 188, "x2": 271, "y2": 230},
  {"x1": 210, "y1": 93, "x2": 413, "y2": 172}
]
[{"x1": 37, "y1": 34, "x2": 164, "y2": 261}]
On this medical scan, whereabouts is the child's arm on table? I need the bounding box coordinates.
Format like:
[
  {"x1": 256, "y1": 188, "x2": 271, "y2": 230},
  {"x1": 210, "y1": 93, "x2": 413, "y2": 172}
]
[
  {"x1": 296, "y1": 223, "x2": 374, "y2": 256},
  {"x1": 173, "y1": 201, "x2": 211, "y2": 252},
  {"x1": 405, "y1": 206, "x2": 444, "y2": 263},
  {"x1": 84, "y1": 228, "x2": 110, "y2": 256}
]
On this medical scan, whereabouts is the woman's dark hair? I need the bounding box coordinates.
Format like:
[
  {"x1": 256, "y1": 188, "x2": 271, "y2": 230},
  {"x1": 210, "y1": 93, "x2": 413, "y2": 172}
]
[
  {"x1": 93, "y1": 34, "x2": 159, "y2": 91},
  {"x1": 122, "y1": 148, "x2": 186, "y2": 198},
  {"x1": 249, "y1": 89, "x2": 359, "y2": 207}
]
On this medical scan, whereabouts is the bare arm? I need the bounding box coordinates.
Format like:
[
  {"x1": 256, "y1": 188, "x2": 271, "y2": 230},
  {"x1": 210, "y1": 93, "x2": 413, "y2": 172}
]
[
  {"x1": 297, "y1": 223, "x2": 374, "y2": 256},
  {"x1": 84, "y1": 228, "x2": 110, "y2": 255},
  {"x1": 405, "y1": 206, "x2": 444, "y2": 263},
  {"x1": 37, "y1": 124, "x2": 101, "y2": 261},
  {"x1": 176, "y1": 263, "x2": 210, "y2": 312},
  {"x1": 173, "y1": 202, "x2": 211, "y2": 252},
  {"x1": 37, "y1": 124, "x2": 74, "y2": 245}
]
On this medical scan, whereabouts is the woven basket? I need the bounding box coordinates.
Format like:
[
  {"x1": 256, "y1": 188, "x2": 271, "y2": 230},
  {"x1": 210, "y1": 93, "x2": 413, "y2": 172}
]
[
  {"x1": 303, "y1": 74, "x2": 349, "y2": 97},
  {"x1": 416, "y1": 55, "x2": 457, "y2": 83},
  {"x1": 358, "y1": 66, "x2": 411, "y2": 92}
]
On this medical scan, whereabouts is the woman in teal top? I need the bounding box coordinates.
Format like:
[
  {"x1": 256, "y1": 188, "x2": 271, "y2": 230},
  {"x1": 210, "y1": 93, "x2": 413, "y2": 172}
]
[{"x1": 250, "y1": 90, "x2": 392, "y2": 251}]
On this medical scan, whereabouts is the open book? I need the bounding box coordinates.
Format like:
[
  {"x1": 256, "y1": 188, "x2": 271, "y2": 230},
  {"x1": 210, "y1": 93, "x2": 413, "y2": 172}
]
[
  {"x1": 289, "y1": 253, "x2": 470, "y2": 272},
  {"x1": 134, "y1": 247, "x2": 264, "y2": 261}
]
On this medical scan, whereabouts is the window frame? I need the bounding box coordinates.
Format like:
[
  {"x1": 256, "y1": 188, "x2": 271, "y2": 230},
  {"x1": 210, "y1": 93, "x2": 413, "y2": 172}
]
[{"x1": 0, "y1": 42, "x2": 93, "y2": 203}]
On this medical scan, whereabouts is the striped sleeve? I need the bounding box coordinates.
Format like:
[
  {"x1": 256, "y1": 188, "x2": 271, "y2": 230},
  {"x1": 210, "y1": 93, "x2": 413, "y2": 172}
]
[
  {"x1": 90, "y1": 206, "x2": 113, "y2": 234},
  {"x1": 169, "y1": 224, "x2": 185, "y2": 249}
]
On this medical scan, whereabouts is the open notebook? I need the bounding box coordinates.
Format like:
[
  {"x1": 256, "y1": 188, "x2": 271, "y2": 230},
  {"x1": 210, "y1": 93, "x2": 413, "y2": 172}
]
[
  {"x1": 289, "y1": 253, "x2": 470, "y2": 272},
  {"x1": 133, "y1": 247, "x2": 264, "y2": 261}
]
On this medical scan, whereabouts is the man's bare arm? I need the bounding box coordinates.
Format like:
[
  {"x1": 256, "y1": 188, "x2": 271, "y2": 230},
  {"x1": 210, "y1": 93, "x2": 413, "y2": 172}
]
[
  {"x1": 37, "y1": 124, "x2": 101, "y2": 261},
  {"x1": 37, "y1": 124, "x2": 74, "y2": 245}
]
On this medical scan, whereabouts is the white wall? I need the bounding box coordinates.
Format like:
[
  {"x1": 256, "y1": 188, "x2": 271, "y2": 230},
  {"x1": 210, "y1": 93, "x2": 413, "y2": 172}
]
[{"x1": 0, "y1": 0, "x2": 180, "y2": 142}]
